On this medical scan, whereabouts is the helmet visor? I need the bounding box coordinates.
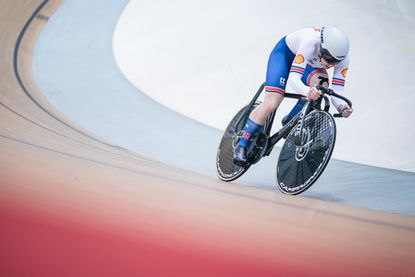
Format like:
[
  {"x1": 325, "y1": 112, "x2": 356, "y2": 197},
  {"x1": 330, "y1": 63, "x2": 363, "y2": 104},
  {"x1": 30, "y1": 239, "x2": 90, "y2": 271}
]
[{"x1": 320, "y1": 48, "x2": 341, "y2": 65}]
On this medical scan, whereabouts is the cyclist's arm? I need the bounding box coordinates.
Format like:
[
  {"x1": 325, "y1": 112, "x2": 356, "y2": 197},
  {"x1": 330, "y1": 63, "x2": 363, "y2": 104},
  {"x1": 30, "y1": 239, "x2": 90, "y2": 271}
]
[
  {"x1": 287, "y1": 43, "x2": 314, "y2": 96},
  {"x1": 330, "y1": 57, "x2": 350, "y2": 110}
]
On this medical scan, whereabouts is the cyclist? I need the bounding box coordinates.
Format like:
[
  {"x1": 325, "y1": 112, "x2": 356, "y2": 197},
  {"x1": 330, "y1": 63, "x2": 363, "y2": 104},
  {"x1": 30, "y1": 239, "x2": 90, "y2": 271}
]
[{"x1": 234, "y1": 26, "x2": 353, "y2": 163}]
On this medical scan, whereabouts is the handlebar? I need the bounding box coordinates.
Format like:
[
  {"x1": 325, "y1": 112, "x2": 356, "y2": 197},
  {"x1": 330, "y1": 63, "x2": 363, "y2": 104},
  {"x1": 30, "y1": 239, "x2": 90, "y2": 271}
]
[{"x1": 316, "y1": 85, "x2": 353, "y2": 118}]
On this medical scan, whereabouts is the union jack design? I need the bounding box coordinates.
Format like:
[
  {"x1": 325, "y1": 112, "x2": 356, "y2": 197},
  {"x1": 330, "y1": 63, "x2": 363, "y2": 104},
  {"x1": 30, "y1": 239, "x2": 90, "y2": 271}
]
[
  {"x1": 265, "y1": 86, "x2": 285, "y2": 95},
  {"x1": 332, "y1": 77, "x2": 345, "y2": 87},
  {"x1": 242, "y1": 131, "x2": 251, "y2": 140}
]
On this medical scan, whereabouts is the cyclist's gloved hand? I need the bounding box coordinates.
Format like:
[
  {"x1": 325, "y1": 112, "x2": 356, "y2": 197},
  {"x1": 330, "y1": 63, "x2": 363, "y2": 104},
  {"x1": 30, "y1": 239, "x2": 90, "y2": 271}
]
[
  {"x1": 338, "y1": 104, "x2": 353, "y2": 118},
  {"x1": 307, "y1": 86, "x2": 321, "y2": 100}
]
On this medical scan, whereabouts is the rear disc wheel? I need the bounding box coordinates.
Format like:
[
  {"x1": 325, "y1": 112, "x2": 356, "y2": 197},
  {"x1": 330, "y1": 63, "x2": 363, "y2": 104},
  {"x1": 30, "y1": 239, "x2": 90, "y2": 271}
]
[{"x1": 216, "y1": 103, "x2": 260, "y2": 181}]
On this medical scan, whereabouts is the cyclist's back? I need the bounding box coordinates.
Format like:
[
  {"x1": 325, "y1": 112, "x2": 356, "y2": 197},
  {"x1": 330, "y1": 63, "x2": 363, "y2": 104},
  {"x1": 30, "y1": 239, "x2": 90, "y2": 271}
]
[{"x1": 285, "y1": 27, "x2": 321, "y2": 57}]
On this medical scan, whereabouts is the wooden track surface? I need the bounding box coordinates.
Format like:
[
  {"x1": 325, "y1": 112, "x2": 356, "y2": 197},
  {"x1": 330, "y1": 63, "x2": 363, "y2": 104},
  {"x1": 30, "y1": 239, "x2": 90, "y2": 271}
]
[{"x1": 1, "y1": 1, "x2": 415, "y2": 276}]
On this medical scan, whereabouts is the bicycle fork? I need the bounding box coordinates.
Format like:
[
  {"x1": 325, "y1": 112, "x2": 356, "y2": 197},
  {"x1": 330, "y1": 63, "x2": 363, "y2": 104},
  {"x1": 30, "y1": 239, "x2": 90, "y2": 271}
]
[
  {"x1": 292, "y1": 101, "x2": 311, "y2": 147},
  {"x1": 291, "y1": 101, "x2": 315, "y2": 162}
]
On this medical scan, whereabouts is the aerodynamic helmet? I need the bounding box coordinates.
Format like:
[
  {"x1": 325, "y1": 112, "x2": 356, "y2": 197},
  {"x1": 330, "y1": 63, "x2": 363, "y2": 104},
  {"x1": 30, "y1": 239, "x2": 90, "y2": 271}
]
[{"x1": 319, "y1": 26, "x2": 350, "y2": 65}]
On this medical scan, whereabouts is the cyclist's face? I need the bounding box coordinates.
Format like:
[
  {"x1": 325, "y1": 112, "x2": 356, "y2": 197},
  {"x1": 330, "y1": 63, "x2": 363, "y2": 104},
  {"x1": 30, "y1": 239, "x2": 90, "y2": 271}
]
[{"x1": 320, "y1": 58, "x2": 335, "y2": 69}]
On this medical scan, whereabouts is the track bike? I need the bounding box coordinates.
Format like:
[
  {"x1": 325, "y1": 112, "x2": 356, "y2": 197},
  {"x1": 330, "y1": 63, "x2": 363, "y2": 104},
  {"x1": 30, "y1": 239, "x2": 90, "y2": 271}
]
[{"x1": 216, "y1": 83, "x2": 353, "y2": 194}]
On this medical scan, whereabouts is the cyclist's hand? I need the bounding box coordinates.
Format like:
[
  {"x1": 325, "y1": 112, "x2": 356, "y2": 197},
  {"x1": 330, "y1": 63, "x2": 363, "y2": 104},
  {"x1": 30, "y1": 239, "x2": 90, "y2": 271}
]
[
  {"x1": 307, "y1": 86, "x2": 321, "y2": 100},
  {"x1": 338, "y1": 104, "x2": 353, "y2": 118}
]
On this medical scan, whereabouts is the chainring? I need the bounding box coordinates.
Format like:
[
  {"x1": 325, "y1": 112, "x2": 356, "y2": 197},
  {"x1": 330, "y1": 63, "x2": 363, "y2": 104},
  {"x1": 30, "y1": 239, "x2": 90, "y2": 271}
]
[{"x1": 246, "y1": 132, "x2": 268, "y2": 164}]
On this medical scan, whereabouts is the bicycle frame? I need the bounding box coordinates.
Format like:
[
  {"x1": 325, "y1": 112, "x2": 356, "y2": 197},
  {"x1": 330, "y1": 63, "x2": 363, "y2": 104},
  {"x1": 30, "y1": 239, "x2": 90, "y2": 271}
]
[
  {"x1": 216, "y1": 82, "x2": 352, "y2": 186},
  {"x1": 237, "y1": 83, "x2": 333, "y2": 157}
]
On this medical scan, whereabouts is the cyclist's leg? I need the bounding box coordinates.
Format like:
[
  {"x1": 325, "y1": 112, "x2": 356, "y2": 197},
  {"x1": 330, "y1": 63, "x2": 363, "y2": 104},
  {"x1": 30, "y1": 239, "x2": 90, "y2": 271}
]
[
  {"x1": 234, "y1": 37, "x2": 293, "y2": 162},
  {"x1": 250, "y1": 92, "x2": 284, "y2": 124},
  {"x1": 281, "y1": 98, "x2": 307, "y2": 125}
]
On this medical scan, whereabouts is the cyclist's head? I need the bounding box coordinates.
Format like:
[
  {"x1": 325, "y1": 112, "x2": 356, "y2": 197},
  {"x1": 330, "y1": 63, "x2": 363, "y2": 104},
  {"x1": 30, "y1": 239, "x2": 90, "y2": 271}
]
[{"x1": 319, "y1": 26, "x2": 350, "y2": 66}]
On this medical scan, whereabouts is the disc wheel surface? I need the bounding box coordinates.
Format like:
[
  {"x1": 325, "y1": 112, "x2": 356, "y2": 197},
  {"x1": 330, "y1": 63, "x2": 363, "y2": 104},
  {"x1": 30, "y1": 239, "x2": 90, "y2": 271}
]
[
  {"x1": 216, "y1": 104, "x2": 259, "y2": 182},
  {"x1": 276, "y1": 111, "x2": 336, "y2": 194}
]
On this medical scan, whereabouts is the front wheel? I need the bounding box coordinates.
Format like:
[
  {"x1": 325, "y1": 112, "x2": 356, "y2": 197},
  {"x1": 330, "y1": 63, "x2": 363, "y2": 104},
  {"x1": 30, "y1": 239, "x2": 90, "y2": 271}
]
[{"x1": 276, "y1": 111, "x2": 336, "y2": 194}]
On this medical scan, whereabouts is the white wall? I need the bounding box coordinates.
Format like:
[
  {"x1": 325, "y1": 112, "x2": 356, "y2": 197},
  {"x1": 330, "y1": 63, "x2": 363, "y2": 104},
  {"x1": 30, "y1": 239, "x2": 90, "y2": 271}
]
[{"x1": 113, "y1": 0, "x2": 415, "y2": 172}]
